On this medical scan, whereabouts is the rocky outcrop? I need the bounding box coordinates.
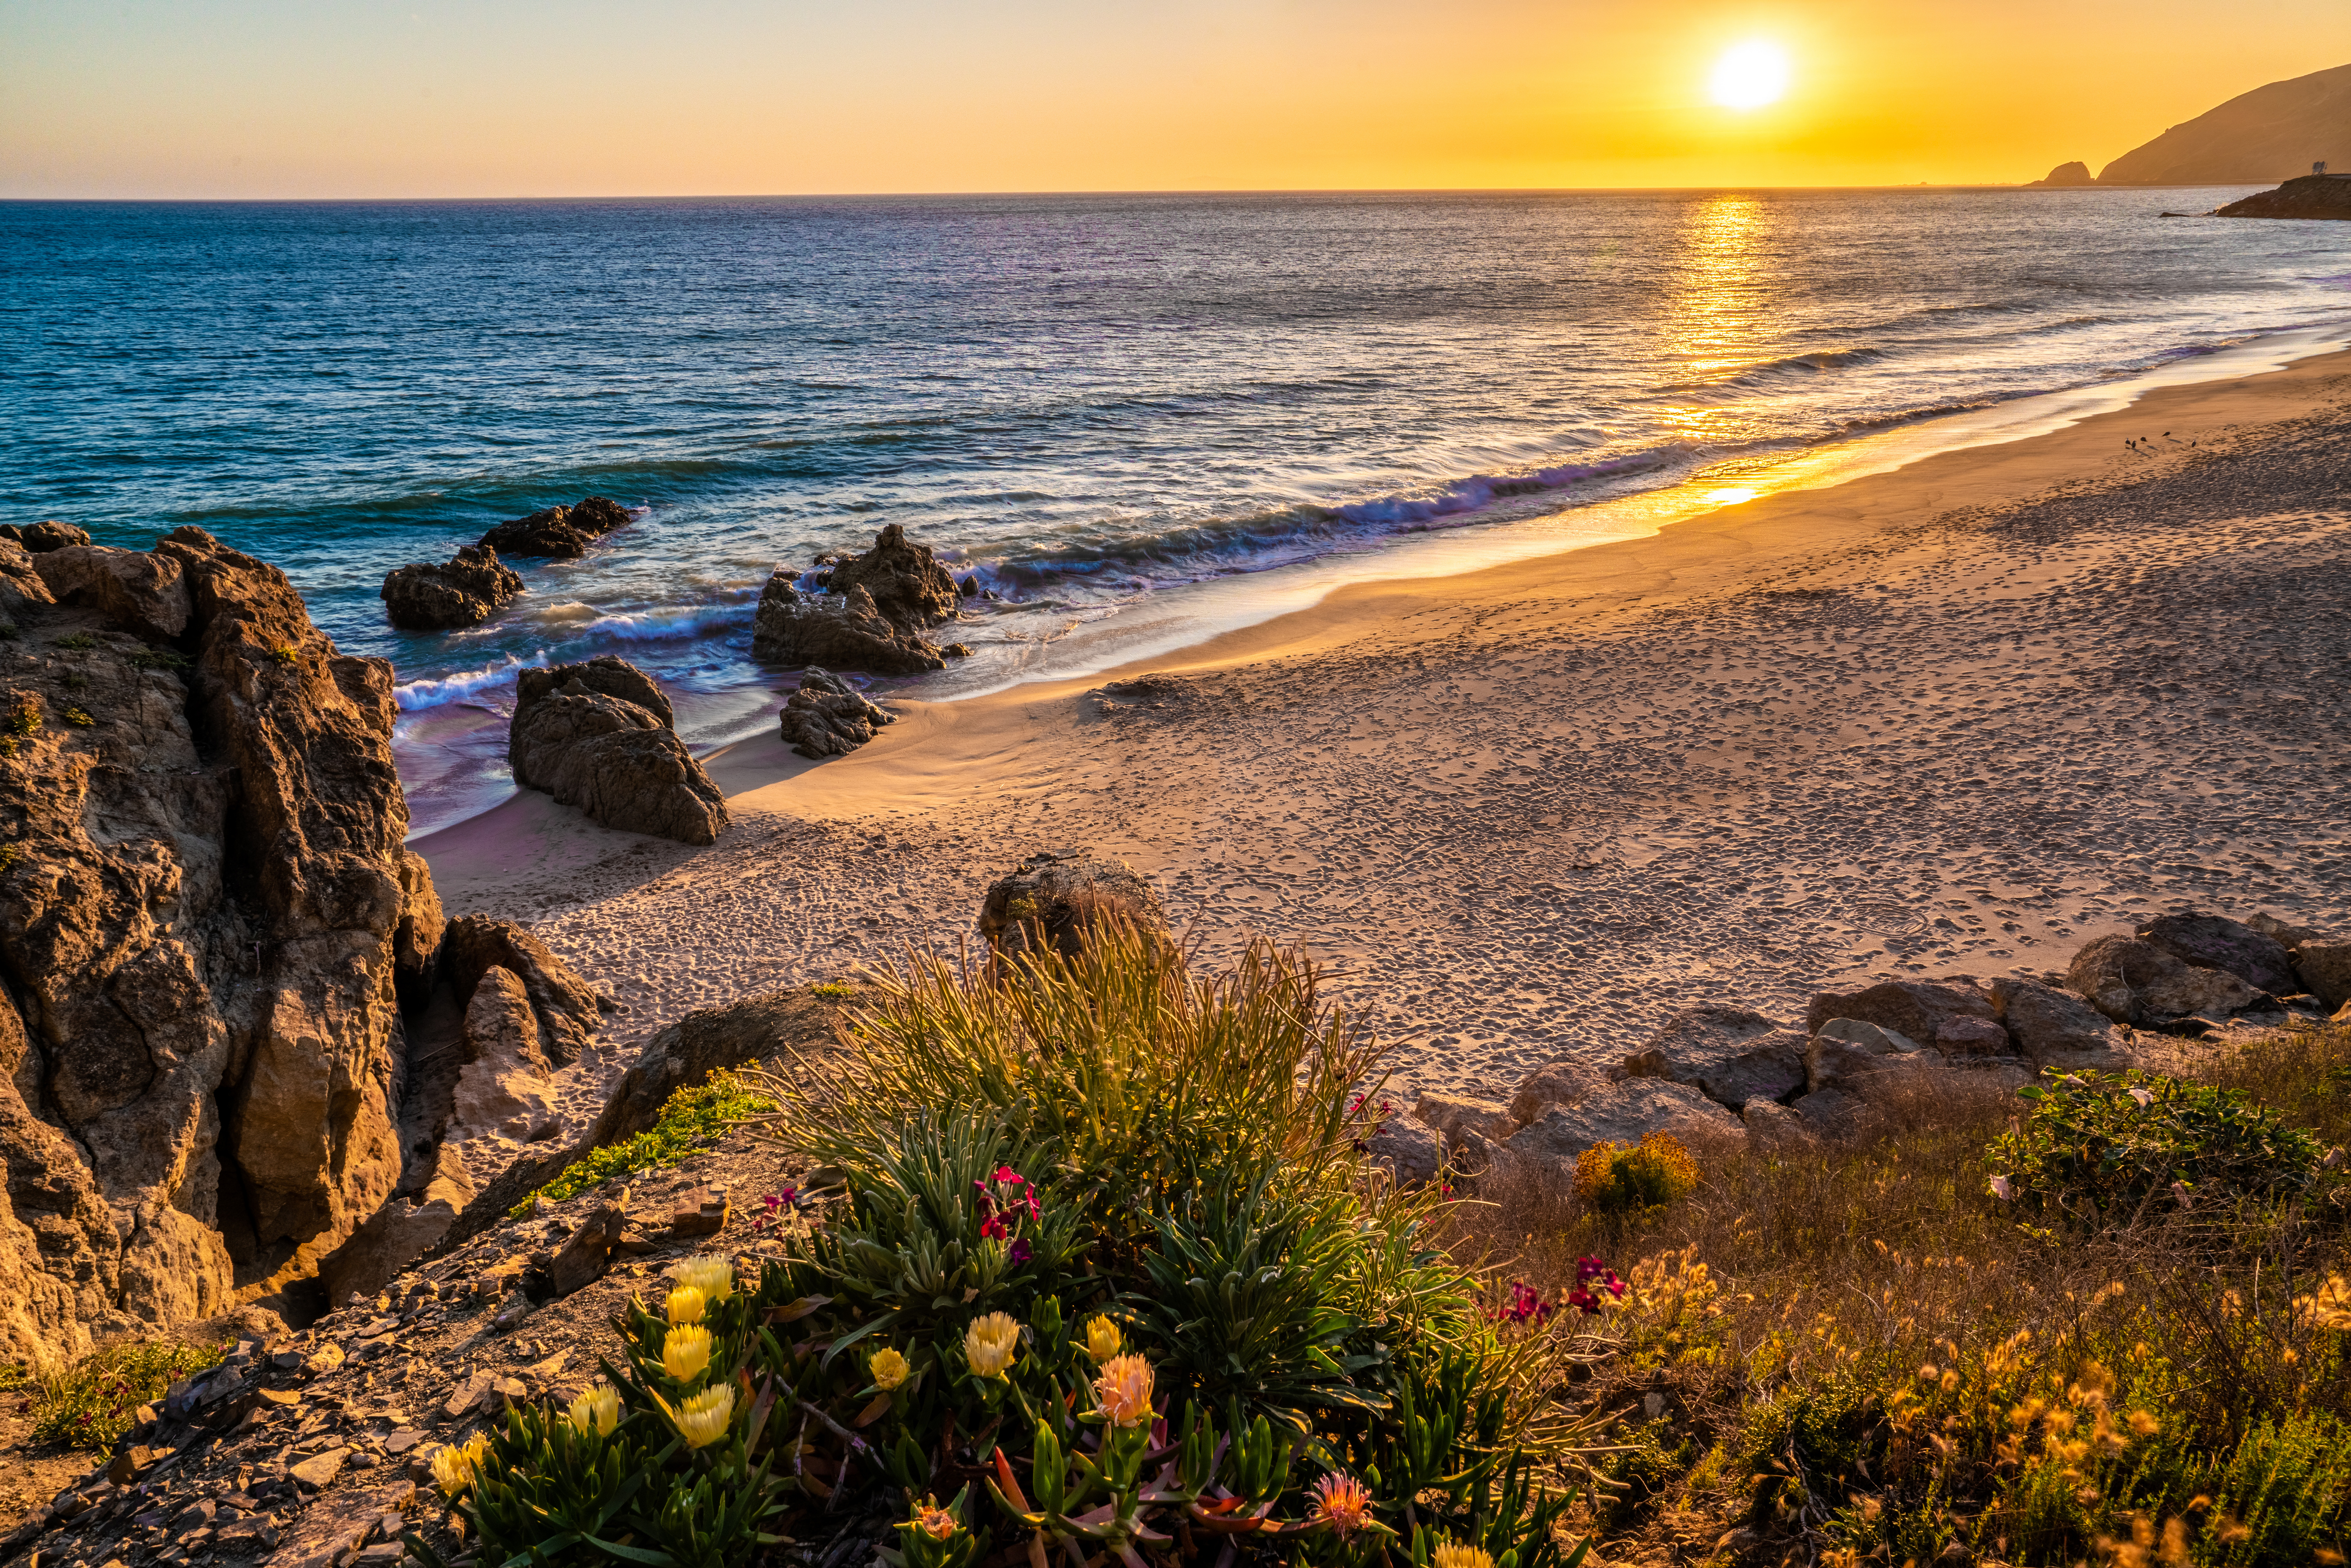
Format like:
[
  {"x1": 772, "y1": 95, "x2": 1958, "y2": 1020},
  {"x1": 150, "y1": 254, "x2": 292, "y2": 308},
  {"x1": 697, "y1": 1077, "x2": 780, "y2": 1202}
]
[
  {"x1": 588, "y1": 982, "x2": 855, "y2": 1146},
  {"x1": 477, "y1": 496, "x2": 633, "y2": 560},
  {"x1": 440, "y1": 916, "x2": 605, "y2": 1069},
  {"x1": 379, "y1": 546, "x2": 523, "y2": 630},
  {"x1": 2027, "y1": 161, "x2": 2095, "y2": 187},
  {"x1": 1803, "y1": 979, "x2": 2000, "y2": 1053},
  {"x1": 2068, "y1": 934, "x2": 2267, "y2": 1028},
  {"x1": 1982, "y1": 977, "x2": 2120, "y2": 1067},
  {"x1": 31, "y1": 546, "x2": 193, "y2": 640},
  {"x1": 779, "y1": 668, "x2": 894, "y2": 758},
  {"x1": 825, "y1": 524, "x2": 960, "y2": 634},
  {"x1": 2135, "y1": 911, "x2": 2297, "y2": 996},
  {"x1": 751, "y1": 582, "x2": 948, "y2": 676},
  {"x1": 507, "y1": 656, "x2": 726, "y2": 845},
  {"x1": 753, "y1": 526, "x2": 966, "y2": 675},
  {"x1": 2249, "y1": 913, "x2": 2351, "y2": 1011},
  {"x1": 0, "y1": 526, "x2": 440, "y2": 1361},
  {"x1": 1505, "y1": 1081, "x2": 1742, "y2": 1163},
  {"x1": 447, "y1": 969, "x2": 561, "y2": 1146},
  {"x1": 1, "y1": 521, "x2": 95, "y2": 553},
  {"x1": 977, "y1": 851, "x2": 1167, "y2": 958}
]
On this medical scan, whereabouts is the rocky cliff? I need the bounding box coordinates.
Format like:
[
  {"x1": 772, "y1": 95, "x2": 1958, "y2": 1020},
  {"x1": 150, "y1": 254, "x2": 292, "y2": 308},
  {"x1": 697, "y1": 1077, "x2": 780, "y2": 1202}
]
[
  {"x1": 2212, "y1": 172, "x2": 2351, "y2": 219},
  {"x1": 0, "y1": 527, "x2": 442, "y2": 1362}
]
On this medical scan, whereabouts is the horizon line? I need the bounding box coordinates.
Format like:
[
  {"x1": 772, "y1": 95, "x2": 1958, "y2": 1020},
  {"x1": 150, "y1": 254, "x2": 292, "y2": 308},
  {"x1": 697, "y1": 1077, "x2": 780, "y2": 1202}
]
[{"x1": 0, "y1": 180, "x2": 2268, "y2": 205}]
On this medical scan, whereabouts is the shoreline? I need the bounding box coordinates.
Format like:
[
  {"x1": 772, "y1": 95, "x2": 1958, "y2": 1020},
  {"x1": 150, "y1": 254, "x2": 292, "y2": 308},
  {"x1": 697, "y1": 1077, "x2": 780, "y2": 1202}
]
[
  {"x1": 399, "y1": 321, "x2": 2351, "y2": 841},
  {"x1": 417, "y1": 338, "x2": 2351, "y2": 1155}
]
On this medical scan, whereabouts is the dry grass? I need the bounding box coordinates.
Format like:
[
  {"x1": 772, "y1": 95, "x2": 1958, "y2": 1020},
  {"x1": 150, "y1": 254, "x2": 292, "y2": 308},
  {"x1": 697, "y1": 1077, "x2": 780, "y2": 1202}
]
[{"x1": 1438, "y1": 1024, "x2": 2351, "y2": 1567}]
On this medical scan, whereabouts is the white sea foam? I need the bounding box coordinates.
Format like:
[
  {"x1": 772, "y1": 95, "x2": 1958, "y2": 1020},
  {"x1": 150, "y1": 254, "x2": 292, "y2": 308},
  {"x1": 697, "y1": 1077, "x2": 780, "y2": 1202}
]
[{"x1": 393, "y1": 652, "x2": 549, "y2": 710}]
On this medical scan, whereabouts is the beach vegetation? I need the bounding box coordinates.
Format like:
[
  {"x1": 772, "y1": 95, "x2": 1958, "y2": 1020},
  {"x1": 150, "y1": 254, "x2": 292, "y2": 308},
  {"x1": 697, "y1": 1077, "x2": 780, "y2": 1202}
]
[
  {"x1": 1572, "y1": 1133, "x2": 1699, "y2": 1214},
  {"x1": 0, "y1": 621, "x2": 16, "y2": 641},
  {"x1": 52, "y1": 633, "x2": 96, "y2": 651},
  {"x1": 62, "y1": 706, "x2": 94, "y2": 728},
  {"x1": 447, "y1": 929, "x2": 1598, "y2": 1568},
  {"x1": 270, "y1": 643, "x2": 298, "y2": 666},
  {"x1": 807, "y1": 980, "x2": 856, "y2": 999},
  {"x1": 25, "y1": 1337, "x2": 227, "y2": 1452},
  {"x1": 1445, "y1": 1020, "x2": 2351, "y2": 1567},
  {"x1": 124, "y1": 645, "x2": 190, "y2": 671},
  {"x1": 513, "y1": 1069, "x2": 776, "y2": 1216}
]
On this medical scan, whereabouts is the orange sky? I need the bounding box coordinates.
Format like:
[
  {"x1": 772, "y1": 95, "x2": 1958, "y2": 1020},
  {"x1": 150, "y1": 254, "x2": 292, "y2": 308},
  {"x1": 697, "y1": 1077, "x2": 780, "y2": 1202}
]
[{"x1": 2, "y1": 0, "x2": 2345, "y2": 197}]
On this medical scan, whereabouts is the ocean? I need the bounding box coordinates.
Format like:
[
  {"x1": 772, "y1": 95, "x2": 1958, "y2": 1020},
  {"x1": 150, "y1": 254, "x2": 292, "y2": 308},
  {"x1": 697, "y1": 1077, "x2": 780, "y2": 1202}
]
[{"x1": 5, "y1": 188, "x2": 2347, "y2": 833}]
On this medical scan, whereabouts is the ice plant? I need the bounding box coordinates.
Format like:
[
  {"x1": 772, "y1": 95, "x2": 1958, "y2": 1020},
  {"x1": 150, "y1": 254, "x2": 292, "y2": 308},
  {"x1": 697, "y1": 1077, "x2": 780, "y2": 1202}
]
[
  {"x1": 666, "y1": 1285, "x2": 707, "y2": 1325},
  {"x1": 432, "y1": 1433, "x2": 489, "y2": 1499},
  {"x1": 870, "y1": 1347, "x2": 911, "y2": 1389},
  {"x1": 1093, "y1": 1353, "x2": 1154, "y2": 1427},
  {"x1": 751, "y1": 1187, "x2": 797, "y2": 1232},
  {"x1": 915, "y1": 1503, "x2": 957, "y2": 1540},
  {"x1": 1433, "y1": 1538, "x2": 1494, "y2": 1568},
  {"x1": 568, "y1": 1383, "x2": 620, "y2": 1438},
  {"x1": 1309, "y1": 1471, "x2": 1374, "y2": 1536},
  {"x1": 676, "y1": 1384, "x2": 734, "y2": 1449},
  {"x1": 1082, "y1": 1313, "x2": 1124, "y2": 1362},
  {"x1": 663, "y1": 1323, "x2": 713, "y2": 1383},
  {"x1": 675, "y1": 1254, "x2": 735, "y2": 1302},
  {"x1": 965, "y1": 1311, "x2": 1020, "y2": 1378}
]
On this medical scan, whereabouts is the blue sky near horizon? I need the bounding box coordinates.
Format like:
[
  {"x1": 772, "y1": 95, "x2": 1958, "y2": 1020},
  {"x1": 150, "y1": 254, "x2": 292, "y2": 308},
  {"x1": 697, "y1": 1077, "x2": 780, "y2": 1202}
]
[{"x1": 2, "y1": 0, "x2": 2345, "y2": 197}]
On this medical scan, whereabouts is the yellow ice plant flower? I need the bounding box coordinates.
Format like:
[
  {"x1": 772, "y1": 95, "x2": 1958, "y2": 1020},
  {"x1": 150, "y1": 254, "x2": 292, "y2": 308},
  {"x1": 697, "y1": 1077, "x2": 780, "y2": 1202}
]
[
  {"x1": 1309, "y1": 1472, "x2": 1374, "y2": 1537},
  {"x1": 431, "y1": 1433, "x2": 490, "y2": 1499},
  {"x1": 663, "y1": 1323, "x2": 713, "y2": 1383},
  {"x1": 1082, "y1": 1314, "x2": 1124, "y2": 1362},
  {"x1": 1093, "y1": 1353, "x2": 1155, "y2": 1427},
  {"x1": 666, "y1": 1285, "x2": 707, "y2": 1326},
  {"x1": 869, "y1": 1347, "x2": 911, "y2": 1390},
  {"x1": 675, "y1": 1254, "x2": 736, "y2": 1303},
  {"x1": 1432, "y1": 1540, "x2": 1493, "y2": 1568},
  {"x1": 568, "y1": 1383, "x2": 620, "y2": 1438},
  {"x1": 964, "y1": 1311, "x2": 1021, "y2": 1378},
  {"x1": 675, "y1": 1384, "x2": 734, "y2": 1449}
]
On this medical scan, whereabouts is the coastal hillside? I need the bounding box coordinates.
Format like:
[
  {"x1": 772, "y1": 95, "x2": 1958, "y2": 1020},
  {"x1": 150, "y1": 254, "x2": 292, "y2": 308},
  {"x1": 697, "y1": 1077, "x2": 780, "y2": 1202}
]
[{"x1": 2097, "y1": 61, "x2": 2351, "y2": 183}]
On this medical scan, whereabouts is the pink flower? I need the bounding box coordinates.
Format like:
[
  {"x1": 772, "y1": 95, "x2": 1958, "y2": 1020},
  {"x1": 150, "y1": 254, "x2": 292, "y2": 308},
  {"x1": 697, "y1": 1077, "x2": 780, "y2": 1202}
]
[{"x1": 1008, "y1": 1237, "x2": 1032, "y2": 1265}]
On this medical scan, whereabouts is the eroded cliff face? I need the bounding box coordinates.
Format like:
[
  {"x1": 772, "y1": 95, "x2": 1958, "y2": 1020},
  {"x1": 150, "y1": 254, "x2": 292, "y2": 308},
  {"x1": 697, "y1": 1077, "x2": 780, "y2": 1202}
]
[{"x1": 0, "y1": 526, "x2": 441, "y2": 1361}]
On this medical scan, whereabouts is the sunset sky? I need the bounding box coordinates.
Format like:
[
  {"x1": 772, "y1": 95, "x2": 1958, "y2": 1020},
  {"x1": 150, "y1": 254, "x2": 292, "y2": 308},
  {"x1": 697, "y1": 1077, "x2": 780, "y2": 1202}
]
[{"x1": 3, "y1": 0, "x2": 2345, "y2": 197}]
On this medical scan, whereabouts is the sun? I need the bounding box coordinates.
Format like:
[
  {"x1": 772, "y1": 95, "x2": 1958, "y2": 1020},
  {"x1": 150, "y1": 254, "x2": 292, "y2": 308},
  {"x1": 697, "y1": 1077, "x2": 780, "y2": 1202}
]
[{"x1": 1708, "y1": 41, "x2": 1790, "y2": 110}]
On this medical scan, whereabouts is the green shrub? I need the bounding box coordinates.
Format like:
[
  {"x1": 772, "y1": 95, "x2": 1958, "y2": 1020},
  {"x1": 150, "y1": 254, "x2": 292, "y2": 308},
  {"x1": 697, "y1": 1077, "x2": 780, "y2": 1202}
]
[
  {"x1": 125, "y1": 646, "x2": 191, "y2": 671},
  {"x1": 458, "y1": 931, "x2": 1594, "y2": 1568},
  {"x1": 517, "y1": 1069, "x2": 776, "y2": 1215},
  {"x1": 808, "y1": 980, "x2": 856, "y2": 999},
  {"x1": 31, "y1": 1338, "x2": 226, "y2": 1450},
  {"x1": 4, "y1": 698, "x2": 38, "y2": 737},
  {"x1": 2198, "y1": 1411, "x2": 2351, "y2": 1568},
  {"x1": 62, "y1": 706, "x2": 94, "y2": 728},
  {"x1": 1987, "y1": 1071, "x2": 2323, "y2": 1227},
  {"x1": 270, "y1": 643, "x2": 298, "y2": 666},
  {"x1": 52, "y1": 633, "x2": 96, "y2": 651}
]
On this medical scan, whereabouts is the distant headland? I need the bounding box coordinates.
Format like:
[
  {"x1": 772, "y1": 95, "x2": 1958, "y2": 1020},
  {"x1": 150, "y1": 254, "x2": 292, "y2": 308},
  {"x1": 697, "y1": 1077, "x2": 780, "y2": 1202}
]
[{"x1": 2029, "y1": 59, "x2": 2349, "y2": 185}]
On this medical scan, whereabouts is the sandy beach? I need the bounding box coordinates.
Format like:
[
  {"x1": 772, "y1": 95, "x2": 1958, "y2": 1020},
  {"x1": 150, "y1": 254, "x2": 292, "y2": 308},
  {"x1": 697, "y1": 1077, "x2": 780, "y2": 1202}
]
[{"x1": 418, "y1": 347, "x2": 2351, "y2": 1133}]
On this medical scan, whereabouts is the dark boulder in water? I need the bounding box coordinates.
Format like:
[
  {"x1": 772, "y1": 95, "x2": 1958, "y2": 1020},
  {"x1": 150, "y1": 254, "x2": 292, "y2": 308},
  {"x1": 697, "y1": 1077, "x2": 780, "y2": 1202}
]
[
  {"x1": 508, "y1": 655, "x2": 725, "y2": 844},
  {"x1": 2212, "y1": 174, "x2": 2351, "y2": 220},
  {"x1": 827, "y1": 523, "x2": 961, "y2": 633},
  {"x1": 752, "y1": 581, "x2": 946, "y2": 675},
  {"x1": 380, "y1": 544, "x2": 523, "y2": 629},
  {"x1": 778, "y1": 667, "x2": 893, "y2": 758},
  {"x1": 478, "y1": 495, "x2": 634, "y2": 559}
]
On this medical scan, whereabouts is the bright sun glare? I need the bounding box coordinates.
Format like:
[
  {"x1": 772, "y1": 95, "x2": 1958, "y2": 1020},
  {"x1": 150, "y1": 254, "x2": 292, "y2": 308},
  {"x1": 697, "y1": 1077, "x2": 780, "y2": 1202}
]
[{"x1": 1708, "y1": 41, "x2": 1790, "y2": 110}]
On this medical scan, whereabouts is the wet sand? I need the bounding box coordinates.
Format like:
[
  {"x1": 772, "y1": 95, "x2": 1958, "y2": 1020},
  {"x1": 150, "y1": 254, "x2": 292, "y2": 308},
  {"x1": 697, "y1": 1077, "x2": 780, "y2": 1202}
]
[{"x1": 418, "y1": 347, "x2": 2351, "y2": 1137}]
